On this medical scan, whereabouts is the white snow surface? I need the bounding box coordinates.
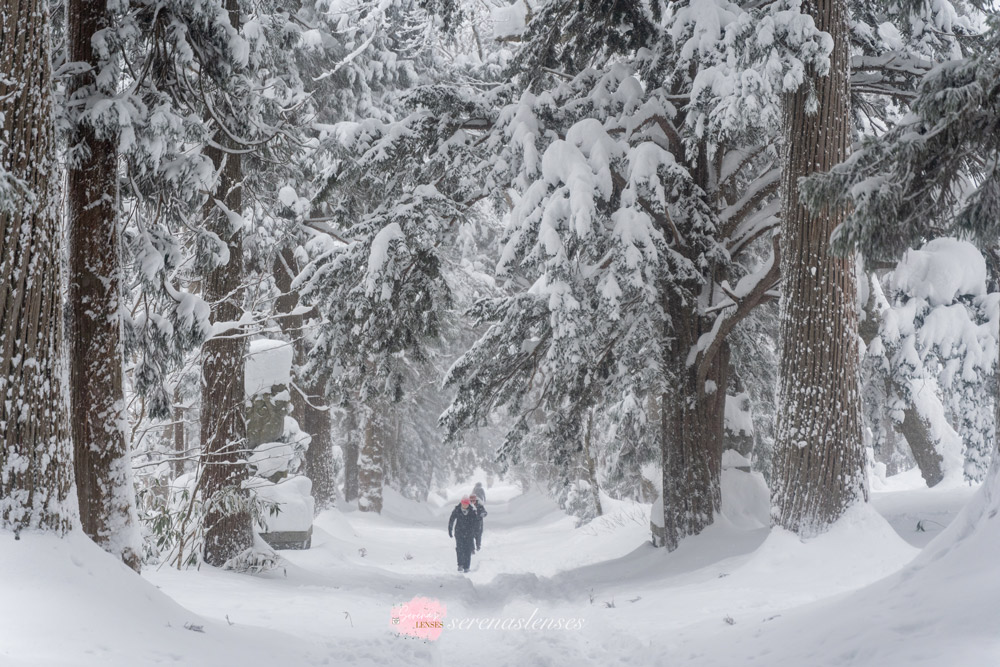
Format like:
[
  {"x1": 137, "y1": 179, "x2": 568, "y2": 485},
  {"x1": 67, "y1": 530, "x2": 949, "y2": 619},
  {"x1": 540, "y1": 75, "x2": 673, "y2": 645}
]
[
  {"x1": 892, "y1": 237, "x2": 987, "y2": 306},
  {"x1": 3, "y1": 470, "x2": 998, "y2": 666},
  {"x1": 722, "y1": 448, "x2": 752, "y2": 468},
  {"x1": 248, "y1": 475, "x2": 315, "y2": 533},
  {"x1": 491, "y1": 1, "x2": 527, "y2": 39},
  {"x1": 724, "y1": 392, "x2": 754, "y2": 436},
  {"x1": 720, "y1": 467, "x2": 771, "y2": 530},
  {"x1": 0, "y1": 531, "x2": 303, "y2": 666},
  {"x1": 248, "y1": 441, "x2": 301, "y2": 479},
  {"x1": 244, "y1": 338, "x2": 294, "y2": 397}
]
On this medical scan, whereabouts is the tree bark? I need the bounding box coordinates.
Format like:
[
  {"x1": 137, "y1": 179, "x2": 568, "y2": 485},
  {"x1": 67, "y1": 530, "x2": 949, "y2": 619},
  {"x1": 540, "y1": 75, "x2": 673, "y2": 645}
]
[
  {"x1": 173, "y1": 386, "x2": 186, "y2": 479},
  {"x1": 200, "y1": 138, "x2": 250, "y2": 565},
  {"x1": 651, "y1": 140, "x2": 775, "y2": 549},
  {"x1": 772, "y1": 0, "x2": 867, "y2": 534},
  {"x1": 199, "y1": 10, "x2": 251, "y2": 563},
  {"x1": 303, "y1": 399, "x2": 336, "y2": 509},
  {"x1": 583, "y1": 409, "x2": 602, "y2": 517},
  {"x1": 66, "y1": 0, "x2": 140, "y2": 571},
  {"x1": 0, "y1": 0, "x2": 74, "y2": 533},
  {"x1": 343, "y1": 402, "x2": 360, "y2": 502},
  {"x1": 658, "y1": 310, "x2": 728, "y2": 551},
  {"x1": 358, "y1": 402, "x2": 384, "y2": 513},
  {"x1": 383, "y1": 406, "x2": 402, "y2": 486},
  {"x1": 899, "y1": 407, "x2": 945, "y2": 486}
]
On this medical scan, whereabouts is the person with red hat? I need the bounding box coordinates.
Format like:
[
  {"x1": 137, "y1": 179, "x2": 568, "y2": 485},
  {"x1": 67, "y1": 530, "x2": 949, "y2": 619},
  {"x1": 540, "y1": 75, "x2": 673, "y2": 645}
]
[{"x1": 448, "y1": 496, "x2": 480, "y2": 573}]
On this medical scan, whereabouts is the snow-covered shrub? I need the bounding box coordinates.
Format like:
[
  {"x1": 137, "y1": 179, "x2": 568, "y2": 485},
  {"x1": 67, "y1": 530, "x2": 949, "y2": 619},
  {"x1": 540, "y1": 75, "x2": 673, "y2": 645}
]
[
  {"x1": 138, "y1": 473, "x2": 280, "y2": 569},
  {"x1": 559, "y1": 479, "x2": 600, "y2": 526}
]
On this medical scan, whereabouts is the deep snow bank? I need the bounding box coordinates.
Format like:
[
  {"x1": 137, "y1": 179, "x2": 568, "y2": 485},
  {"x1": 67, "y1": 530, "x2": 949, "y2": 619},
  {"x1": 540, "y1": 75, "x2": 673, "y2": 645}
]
[
  {"x1": 0, "y1": 530, "x2": 320, "y2": 666},
  {"x1": 684, "y1": 469, "x2": 1000, "y2": 666}
]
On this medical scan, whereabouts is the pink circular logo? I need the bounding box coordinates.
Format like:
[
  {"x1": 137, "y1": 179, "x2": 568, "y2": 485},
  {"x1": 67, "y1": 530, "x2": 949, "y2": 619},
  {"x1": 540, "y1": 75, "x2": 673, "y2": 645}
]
[{"x1": 390, "y1": 597, "x2": 447, "y2": 640}]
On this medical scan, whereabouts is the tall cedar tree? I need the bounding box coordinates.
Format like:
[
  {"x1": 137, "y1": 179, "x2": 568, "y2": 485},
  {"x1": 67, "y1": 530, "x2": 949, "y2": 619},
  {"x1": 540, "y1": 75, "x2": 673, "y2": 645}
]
[
  {"x1": 66, "y1": 0, "x2": 141, "y2": 570},
  {"x1": 0, "y1": 0, "x2": 74, "y2": 533},
  {"x1": 200, "y1": 143, "x2": 251, "y2": 565},
  {"x1": 771, "y1": 0, "x2": 867, "y2": 534},
  {"x1": 199, "y1": 0, "x2": 252, "y2": 564},
  {"x1": 114, "y1": 0, "x2": 305, "y2": 565}
]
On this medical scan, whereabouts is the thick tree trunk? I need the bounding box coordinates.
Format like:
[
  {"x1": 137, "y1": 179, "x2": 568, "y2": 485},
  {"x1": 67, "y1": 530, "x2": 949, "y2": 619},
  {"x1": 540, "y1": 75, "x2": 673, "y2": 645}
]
[
  {"x1": 772, "y1": 0, "x2": 867, "y2": 535},
  {"x1": 657, "y1": 314, "x2": 728, "y2": 551},
  {"x1": 358, "y1": 403, "x2": 384, "y2": 513},
  {"x1": 199, "y1": 76, "x2": 251, "y2": 565},
  {"x1": 66, "y1": 0, "x2": 140, "y2": 571},
  {"x1": 0, "y1": 0, "x2": 74, "y2": 533},
  {"x1": 383, "y1": 406, "x2": 402, "y2": 486},
  {"x1": 173, "y1": 386, "x2": 186, "y2": 479},
  {"x1": 303, "y1": 400, "x2": 336, "y2": 509},
  {"x1": 343, "y1": 403, "x2": 360, "y2": 502},
  {"x1": 899, "y1": 408, "x2": 945, "y2": 486},
  {"x1": 583, "y1": 410, "x2": 602, "y2": 517}
]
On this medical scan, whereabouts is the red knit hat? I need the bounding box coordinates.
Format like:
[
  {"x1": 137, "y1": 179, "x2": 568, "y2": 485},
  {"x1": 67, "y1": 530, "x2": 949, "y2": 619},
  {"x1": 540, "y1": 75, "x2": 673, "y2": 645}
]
[{"x1": 460, "y1": 496, "x2": 470, "y2": 506}]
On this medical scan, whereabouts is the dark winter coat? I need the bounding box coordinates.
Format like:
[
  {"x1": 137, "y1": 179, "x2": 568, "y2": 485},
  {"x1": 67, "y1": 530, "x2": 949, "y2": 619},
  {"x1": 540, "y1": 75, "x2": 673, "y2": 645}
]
[
  {"x1": 448, "y1": 504, "x2": 480, "y2": 541},
  {"x1": 471, "y1": 500, "x2": 487, "y2": 547}
]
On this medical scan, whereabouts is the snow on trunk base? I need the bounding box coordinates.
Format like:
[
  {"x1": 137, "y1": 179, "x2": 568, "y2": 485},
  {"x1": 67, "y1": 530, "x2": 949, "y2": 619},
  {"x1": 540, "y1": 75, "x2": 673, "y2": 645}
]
[{"x1": 721, "y1": 466, "x2": 770, "y2": 530}]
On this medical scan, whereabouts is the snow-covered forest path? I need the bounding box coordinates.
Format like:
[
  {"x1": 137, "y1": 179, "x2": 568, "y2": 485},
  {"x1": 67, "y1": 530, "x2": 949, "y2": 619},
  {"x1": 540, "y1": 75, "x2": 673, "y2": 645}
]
[{"x1": 136, "y1": 473, "x2": 982, "y2": 666}]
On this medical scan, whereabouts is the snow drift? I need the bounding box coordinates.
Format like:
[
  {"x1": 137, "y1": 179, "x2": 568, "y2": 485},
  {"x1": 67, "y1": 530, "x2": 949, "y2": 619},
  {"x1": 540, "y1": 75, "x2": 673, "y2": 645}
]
[{"x1": 0, "y1": 530, "x2": 319, "y2": 666}]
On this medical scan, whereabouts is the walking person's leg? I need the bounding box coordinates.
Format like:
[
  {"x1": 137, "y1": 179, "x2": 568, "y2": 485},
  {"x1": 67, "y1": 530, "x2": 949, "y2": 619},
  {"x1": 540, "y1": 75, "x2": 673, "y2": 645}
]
[{"x1": 459, "y1": 538, "x2": 472, "y2": 571}]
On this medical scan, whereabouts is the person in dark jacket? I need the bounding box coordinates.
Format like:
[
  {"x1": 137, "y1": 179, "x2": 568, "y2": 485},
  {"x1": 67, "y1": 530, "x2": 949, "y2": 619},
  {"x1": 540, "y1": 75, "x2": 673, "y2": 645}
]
[
  {"x1": 469, "y1": 492, "x2": 487, "y2": 551},
  {"x1": 473, "y1": 481, "x2": 486, "y2": 504},
  {"x1": 448, "y1": 496, "x2": 479, "y2": 572}
]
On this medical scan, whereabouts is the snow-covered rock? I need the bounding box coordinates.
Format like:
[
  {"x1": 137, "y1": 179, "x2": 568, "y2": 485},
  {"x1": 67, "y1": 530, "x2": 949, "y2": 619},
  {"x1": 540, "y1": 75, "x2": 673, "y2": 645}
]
[
  {"x1": 722, "y1": 448, "x2": 752, "y2": 470},
  {"x1": 249, "y1": 441, "x2": 300, "y2": 479},
  {"x1": 245, "y1": 338, "x2": 293, "y2": 397},
  {"x1": 248, "y1": 475, "x2": 315, "y2": 533}
]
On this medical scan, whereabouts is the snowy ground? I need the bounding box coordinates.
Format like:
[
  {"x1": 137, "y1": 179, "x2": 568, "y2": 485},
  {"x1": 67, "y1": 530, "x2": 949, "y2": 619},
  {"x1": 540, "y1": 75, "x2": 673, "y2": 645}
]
[{"x1": 2, "y1": 469, "x2": 998, "y2": 666}]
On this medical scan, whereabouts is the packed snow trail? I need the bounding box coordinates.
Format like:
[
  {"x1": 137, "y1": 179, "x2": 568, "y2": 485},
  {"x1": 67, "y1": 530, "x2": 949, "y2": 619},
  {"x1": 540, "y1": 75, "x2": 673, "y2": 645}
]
[{"x1": 135, "y1": 472, "x2": 985, "y2": 666}]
